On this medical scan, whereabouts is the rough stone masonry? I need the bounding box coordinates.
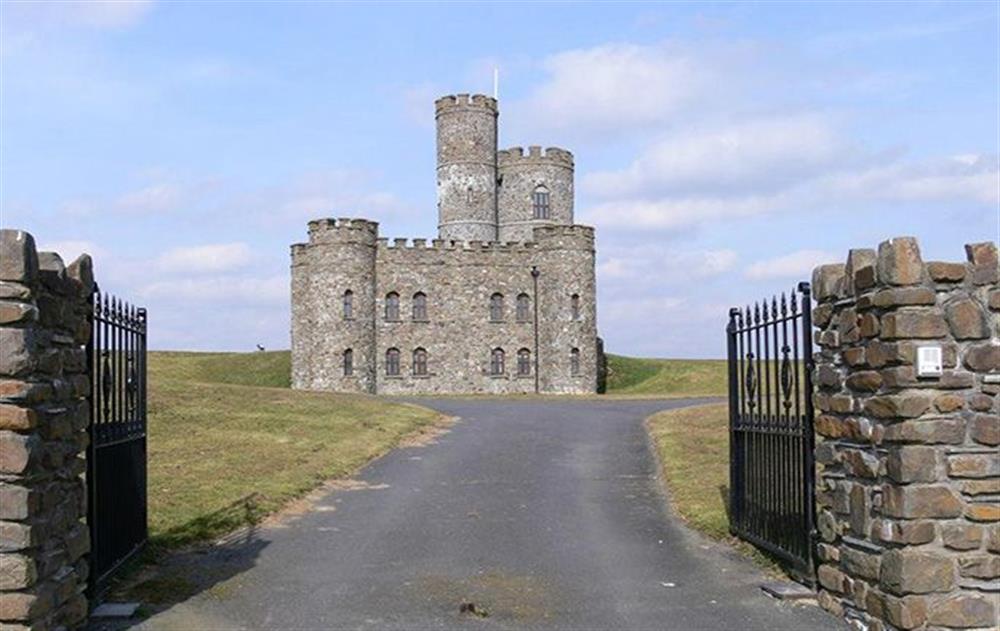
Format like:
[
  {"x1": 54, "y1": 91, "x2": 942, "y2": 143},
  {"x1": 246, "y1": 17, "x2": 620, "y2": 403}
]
[
  {"x1": 811, "y1": 236, "x2": 999, "y2": 631},
  {"x1": 290, "y1": 93, "x2": 601, "y2": 395},
  {"x1": 0, "y1": 230, "x2": 93, "y2": 630}
]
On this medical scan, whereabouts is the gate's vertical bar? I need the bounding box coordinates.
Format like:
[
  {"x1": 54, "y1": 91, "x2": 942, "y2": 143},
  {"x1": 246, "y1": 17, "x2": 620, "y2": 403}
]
[
  {"x1": 799, "y1": 281, "x2": 817, "y2": 578},
  {"x1": 86, "y1": 287, "x2": 97, "y2": 600},
  {"x1": 727, "y1": 308, "x2": 740, "y2": 535},
  {"x1": 139, "y1": 307, "x2": 149, "y2": 541}
]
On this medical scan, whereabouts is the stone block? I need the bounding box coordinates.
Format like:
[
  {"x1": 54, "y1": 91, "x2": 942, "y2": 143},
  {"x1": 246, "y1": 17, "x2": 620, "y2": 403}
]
[
  {"x1": 36, "y1": 252, "x2": 66, "y2": 296},
  {"x1": 0, "y1": 303, "x2": 37, "y2": 326},
  {"x1": 0, "y1": 553, "x2": 36, "y2": 590},
  {"x1": 0, "y1": 282, "x2": 32, "y2": 301},
  {"x1": 879, "y1": 549, "x2": 955, "y2": 595},
  {"x1": 848, "y1": 484, "x2": 870, "y2": 535},
  {"x1": 948, "y1": 453, "x2": 1000, "y2": 478},
  {"x1": 0, "y1": 521, "x2": 41, "y2": 551},
  {"x1": 813, "y1": 264, "x2": 846, "y2": 301},
  {"x1": 0, "y1": 406, "x2": 37, "y2": 432},
  {"x1": 877, "y1": 237, "x2": 923, "y2": 286},
  {"x1": 865, "y1": 592, "x2": 927, "y2": 630},
  {"x1": 989, "y1": 524, "x2": 1000, "y2": 552},
  {"x1": 0, "y1": 231, "x2": 38, "y2": 284},
  {"x1": 958, "y1": 555, "x2": 1000, "y2": 579},
  {"x1": 863, "y1": 392, "x2": 932, "y2": 419},
  {"x1": 965, "y1": 241, "x2": 1000, "y2": 285},
  {"x1": 0, "y1": 329, "x2": 35, "y2": 377},
  {"x1": 933, "y1": 393, "x2": 964, "y2": 413},
  {"x1": 942, "y1": 523, "x2": 982, "y2": 550},
  {"x1": 880, "y1": 309, "x2": 948, "y2": 339},
  {"x1": 846, "y1": 371, "x2": 881, "y2": 392},
  {"x1": 842, "y1": 448, "x2": 880, "y2": 478},
  {"x1": 815, "y1": 363, "x2": 841, "y2": 389},
  {"x1": 926, "y1": 261, "x2": 966, "y2": 283},
  {"x1": 816, "y1": 414, "x2": 849, "y2": 439},
  {"x1": 881, "y1": 418, "x2": 965, "y2": 444},
  {"x1": 64, "y1": 254, "x2": 93, "y2": 297},
  {"x1": 858, "y1": 313, "x2": 879, "y2": 337},
  {"x1": 818, "y1": 563, "x2": 846, "y2": 593},
  {"x1": 846, "y1": 248, "x2": 877, "y2": 295},
  {"x1": 0, "y1": 381, "x2": 51, "y2": 405},
  {"x1": 927, "y1": 593, "x2": 997, "y2": 628},
  {"x1": 870, "y1": 287, "x2": 936, "y2": 308},
  {"x1": 813, "y1": 303, "x2": 834, "y2": 327},
  {"x1": 871, "y1": 519, "x2": 935, "y2": 545},
  {"x1": 968, "y1": 394, "x2": 995, "y2": 412},
  {"x1": 843, "y1": 347, "x2": 866, "y2": 366},
  {"x1": 970, "y1": 414, "x2": 999, "y2": 446},
  {"x1": 0, "y1": 432, "x2": 39, "y2": 475},
  {"x1": 0, "y1": 582, "x2": 54, "y2": 621},
  {"x1": 960, "y1": 479, "x2": 1000, "y2": 496},
  {"x1": 945, "y1": 297, "x2": 989, "y2": 339},
  {"x1": 989, "y1": 289, "x2": 1000, "y2": 311},
  {"x1": 885, "y1": 446, "x2": 937, "y2": 483},
  {"x1": 842, "y1": 547, "x2": 881, "y2": 581},
  {"x1": 0, "y1": 485, "x2": 37, "y2": 521},
  {"x1": 881, "y1": 484, "x2": 962, "y2": 519},
  {"x1": 966, "y1": 503, "x2": 1000, "y2": 522}
]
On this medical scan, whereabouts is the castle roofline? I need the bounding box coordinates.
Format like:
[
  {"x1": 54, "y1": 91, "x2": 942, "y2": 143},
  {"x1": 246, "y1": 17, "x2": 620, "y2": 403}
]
[
  {"x1": 435, "y1": 93, "x2": 498, "y2": 114},
  {"x1": 498, "y1": 146, "x2": 574, "y2": 167}
]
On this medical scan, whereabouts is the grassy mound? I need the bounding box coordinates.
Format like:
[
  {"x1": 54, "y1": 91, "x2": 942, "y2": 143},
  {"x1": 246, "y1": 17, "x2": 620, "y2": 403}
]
[
  {"x1": 606, "y1": 355, "x2": 726, "y2": 396},
  {"x1": 146, "y1": 351, "x2": 441, "y2": 548}
]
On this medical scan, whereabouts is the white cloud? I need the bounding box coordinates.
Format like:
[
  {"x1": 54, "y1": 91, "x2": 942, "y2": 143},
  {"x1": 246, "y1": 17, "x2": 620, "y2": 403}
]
[
  {"x1": 156, "y1": 243, "x2": 253, "y2": 274},
  {"x1": 139, "y1": 274, "x2": 286, "y2": 305},
  {"x1": 3, "y1": 0, "x2": 154, "y2": 33},
  {"x1": 598, "y1": 246, "x2": 737, "y2": 283},
  {"x1": 744, "y1": 249, "x2": 840, "y2": 281}
]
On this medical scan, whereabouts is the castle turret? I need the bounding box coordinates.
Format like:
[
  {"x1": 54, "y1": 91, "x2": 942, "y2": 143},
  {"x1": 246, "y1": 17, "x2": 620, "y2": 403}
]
[
  {"x1": 436, "y1": 94, "x2": 498, "y2": 242},
  {"x1": 497, "y1": 146, "x2": 574, "y2": 242}
]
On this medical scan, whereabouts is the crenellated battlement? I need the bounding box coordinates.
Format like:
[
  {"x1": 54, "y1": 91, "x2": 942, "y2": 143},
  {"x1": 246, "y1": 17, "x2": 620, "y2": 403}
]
[
  {"x1": 306, "y1": 217, "x2": 380, "y2": 245},
  {"x1": 376, "y1": 236, "x2": 540, "y2": 253},
  {"x1": 435, "y1": 93, "x2": 498, "y2": 115},
  {"x1": 498, "y1": 146, "x2": 574, "y2": 168}
]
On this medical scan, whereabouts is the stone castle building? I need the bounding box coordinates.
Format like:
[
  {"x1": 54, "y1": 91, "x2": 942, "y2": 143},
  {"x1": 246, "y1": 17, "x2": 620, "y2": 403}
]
[{"x1": 290, "y1": 93, "x2": 600, "y2": 394}]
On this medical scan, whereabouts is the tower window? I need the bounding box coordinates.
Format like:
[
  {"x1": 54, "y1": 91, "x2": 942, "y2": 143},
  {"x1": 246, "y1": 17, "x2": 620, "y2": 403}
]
[
  {"x1": 571, "y1": 293, "x2": 581, "y2": 321},
  {"x1": 532, "y1": 186, "x2": 550, "y2": 220},
  {"x1": 516, "y1": 293, "x2": 530, "y2": 322},
  {"x1": 412, "y1": 292, "x2": 428, "y2": 321},
  {"x1": 490, "y1": 348, "x2": 505, "y2": 375},
  {"x1": 517, "y1": 348, "x2": 531, "y2": 376},
  {"x1": 343, "y1": 290, "x2": 353, "y2": 320},
  {"x1": 570, "y1": 347, "x2": 581, "y2": 376},
  {"x1": 413, "y1": 348, "x2": 428, "y2": 376},
  {"x1": 343, "y1": 349, "x2": 353, "y2": 376},
  {"x1": 466, "y1": 187, "x2": 474, "y2": 204},
  {"x1": 489, "y1": 293, "x2": 504, "y2": 322},
  {"x1": 385, "y1": 292, "x2": 400, "y2": 321},
  {"x1": 386, "y1": 348, "x2": 400, "y2": 376}
]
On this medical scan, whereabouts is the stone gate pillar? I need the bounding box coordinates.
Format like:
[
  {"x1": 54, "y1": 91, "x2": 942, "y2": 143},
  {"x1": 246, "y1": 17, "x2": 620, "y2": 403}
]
[
  {"x1": 811, "y1": 236, "x2": 999, "y2": 630},
  {"x1": 0, "y1": 230, "x2": 93, "y2": 629}
]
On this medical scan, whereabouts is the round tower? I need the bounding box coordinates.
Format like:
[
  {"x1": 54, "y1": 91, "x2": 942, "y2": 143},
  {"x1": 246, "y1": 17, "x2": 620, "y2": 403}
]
[
  {"x1": 436, "y1": 93, "x2": 498, "y2": 242},
  {"x1": 497, "y1": 146, "x2": 574, "y2": 242}
]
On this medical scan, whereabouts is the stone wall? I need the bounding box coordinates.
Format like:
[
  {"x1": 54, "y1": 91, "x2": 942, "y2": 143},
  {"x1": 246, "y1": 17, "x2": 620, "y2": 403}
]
[
  {"x1": 0, "y1": 230, "x2": 93, "y2": 629},
  {"x1": 497, "y1": 146, "x2": 574, "y2": 242},
  {"x1": 811, "y1": 237, "x2": 999, "y2": 631}
]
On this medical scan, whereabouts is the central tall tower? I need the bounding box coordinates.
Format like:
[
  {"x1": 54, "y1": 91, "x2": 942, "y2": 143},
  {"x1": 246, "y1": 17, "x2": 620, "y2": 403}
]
[{"x1": 435, "y1": 94, "x2": 498, "y2": 241}]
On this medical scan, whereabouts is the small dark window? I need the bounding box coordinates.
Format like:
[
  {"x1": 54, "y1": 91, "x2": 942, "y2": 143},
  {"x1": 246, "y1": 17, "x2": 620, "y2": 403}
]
[
  {"x1": 385, "y1": 292, "x2": 400, "y2": 321},
  {"x1": 517, "y1": 348, "x2": 531, "y2": 376},
  {"x1": 516, "y1": 293, "x2": 530, "y2": 322},
  {"x1": 466, "y1": 187, "x2": 474, "y2": 204},
  {"x1": 570, "y1": 347, "x2": 581, "y2": 376},
  {"x1": 386, "y1": 348, "x2": 400, "y2": 376},
  {"x1": 412, "y1": 292, "x2": 427, "y2": 321},
  {"x1": 343, "y1": 349, "x2": 353, "y2": 376},
  {"x1": 533, "y1": 186, "x2": 550, "y2": 220},
  {"x1": 571, "y1": 293, "x2": 581, "y2": 321},
  {"x1": 490, "y1": 348, "x2": 505, "y2": 375},
  {"x1": 343, "y1": 290, "x2": 353, "y2": 320},
  {"x1": 413, "y1": 348, "x2": 428, "y2": 376},
  {"x1": 489, "y1": 293, "x2": 504, "y2": 322}
]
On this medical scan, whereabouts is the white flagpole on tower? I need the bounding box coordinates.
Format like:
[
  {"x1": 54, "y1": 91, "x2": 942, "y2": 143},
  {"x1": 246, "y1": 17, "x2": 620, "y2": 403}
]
[{"x1": 493, "y1": 67, "x2": 499, "y2": 100}]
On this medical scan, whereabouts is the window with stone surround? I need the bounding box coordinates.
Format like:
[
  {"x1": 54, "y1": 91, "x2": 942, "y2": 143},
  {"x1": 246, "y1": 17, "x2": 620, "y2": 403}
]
[
  {"x1": 570, "y1": 347, "x2": 580, "y2": 376},
  {"x1": 413, "y1": 348, "x2": 428, "y2": 376},
  {"x1": 516, "y1": 293, "x2": 530, "y2": 322},
  {"x1": 343, "y1": 290, "x2": 353, "y2": 320},
  {"x1": 343, "y1": 349, "x2": 353, "y2": 376},
  {"x1": 490, "y1": 348, "x2": 505, "y2": 375},
  {"x1": 571, "y1": 293, "x2": 581, "y2": 321},
  {"x1": 385, "y1": 348, "x2": 400, "y2": 376},
  {"x1": 412, "y1": 292, "x2": 427, "y2": 321},
  {"x1": 517, "y1": 348, "x2": 531, "y2": 376},
  {"x1": 533, "y1": 185, "x2": 550, "y2": 220},
  {"x1": 385, "y1": 292, "x2": 400, "y2": 321},
  {"x1": 489, "y1": 293, "x2": 504, "y2": 322}
]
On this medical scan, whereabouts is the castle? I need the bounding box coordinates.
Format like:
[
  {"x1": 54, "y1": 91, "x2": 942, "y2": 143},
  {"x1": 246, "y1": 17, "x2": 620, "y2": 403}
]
[{"x1": 290, "y1": 93, "x2": 600, "y2": 394}]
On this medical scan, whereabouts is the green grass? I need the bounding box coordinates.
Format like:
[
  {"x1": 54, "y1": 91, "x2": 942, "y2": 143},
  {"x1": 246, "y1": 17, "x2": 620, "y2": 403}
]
[
  {"x1": 606, "y1": 354, "x2": 727, "y2": 396},
  {"x1": 146, "y1": 351, "x2": 442, "y2": 548}
]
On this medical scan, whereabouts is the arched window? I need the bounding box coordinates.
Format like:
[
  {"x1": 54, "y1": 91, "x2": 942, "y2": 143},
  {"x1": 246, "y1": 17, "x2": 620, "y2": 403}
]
[
  {"x1": 532, "y1": 185, "x2": 550, "y2": 220},
  {"x1": 490, "y1": 348, "x2": 505, "y2": 375},
  {"x1": 385, "y1": 348, "x2": 400, "y2": 376},
  {"x1": 413, "y1": 348, "x2": 428, "y2": 376},
  {"x1": 412, "y1": 292, "x2": 427, "y2": 321},
  {"x1": 489, "y1": 293, "x2": 504, "y2": 322},
  {"x1": 385, "y1": 292, "x2": 400, "y2": 321},
  {"x1": 466, "y1": 187, "x2": 474, "y2": 204},
  {"x1": 516, "y1": 293, "x2": 531, "y2": 322},
  {"x1": 570, "y1": 347, "x2": 581, "y2": 376},
  {"x1": 343, "y1": 349, "x2": 353, "y2": 376},
  {"x1": 517, "y1": 348, "x2": 531, "y2": 376},
  {"x1": 343, "y1": 290, "x2": 354, "y2": 320},
  {"x1": 571, "y1": 293, "x2": 581, "y2": 321}
]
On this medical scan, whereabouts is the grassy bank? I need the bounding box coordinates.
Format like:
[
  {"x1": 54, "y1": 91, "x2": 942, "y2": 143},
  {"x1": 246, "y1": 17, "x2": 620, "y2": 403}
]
[
  {"x1": 606, "y1": 355, "x2": 726, "y2": 396},
  {"x1": 147, "y1": 351, "x2": 442, "y2": 548}
]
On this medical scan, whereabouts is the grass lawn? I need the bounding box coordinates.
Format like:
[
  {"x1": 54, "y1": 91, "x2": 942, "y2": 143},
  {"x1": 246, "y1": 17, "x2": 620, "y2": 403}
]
[
  {"x1": 146, "y1": 351, "x2": 443, "y2": 548},
  {"x1": 606, "y1": 354, "x2": 726, "y2": 396}
]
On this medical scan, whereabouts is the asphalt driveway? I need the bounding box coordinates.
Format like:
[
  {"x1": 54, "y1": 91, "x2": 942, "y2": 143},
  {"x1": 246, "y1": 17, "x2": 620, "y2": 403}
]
[{"x1": 136, "y1": 398, "x2": 842, "y2": 630}]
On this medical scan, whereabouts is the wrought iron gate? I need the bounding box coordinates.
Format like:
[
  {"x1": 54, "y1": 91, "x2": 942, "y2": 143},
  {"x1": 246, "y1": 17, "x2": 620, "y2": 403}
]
[
  {"x1": 86, "y1": 286, "x2": 148, "y2": 597},
  {"x1": 727, "y1": 281, "x2": 816, "y2": 582}
]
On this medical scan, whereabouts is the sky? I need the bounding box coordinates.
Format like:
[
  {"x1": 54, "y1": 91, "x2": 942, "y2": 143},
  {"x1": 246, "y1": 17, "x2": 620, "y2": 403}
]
[{"x1": 2, "y1": 0, "x2": 998, "y2": 358}]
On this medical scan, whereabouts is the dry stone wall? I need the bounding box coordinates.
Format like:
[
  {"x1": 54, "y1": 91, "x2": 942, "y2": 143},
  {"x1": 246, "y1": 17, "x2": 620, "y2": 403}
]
[
  {"x1": 0, "y1": 230, "x2": 92, "y2": 630},
  {"x1": 811, "y1": 236, "x2": 999, "y2": 631}
]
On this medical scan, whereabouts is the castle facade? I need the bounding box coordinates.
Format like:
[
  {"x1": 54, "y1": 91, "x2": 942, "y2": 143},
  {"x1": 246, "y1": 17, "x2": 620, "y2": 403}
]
[{"x1": 290, "y1": 93, "x2": 599, "y2": 394}]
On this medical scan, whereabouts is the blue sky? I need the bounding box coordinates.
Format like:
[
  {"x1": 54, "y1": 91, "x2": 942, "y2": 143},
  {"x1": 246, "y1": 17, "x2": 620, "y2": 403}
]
[{"x1": 2, "y1": 1, "x2": 997, "y2": 358}]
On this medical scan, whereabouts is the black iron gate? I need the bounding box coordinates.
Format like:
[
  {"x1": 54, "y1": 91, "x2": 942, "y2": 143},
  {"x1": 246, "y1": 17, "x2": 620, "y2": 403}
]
[
  {"x1": 86, "y1": 286, "x2": 148, "y2": 597},
  {"x1": 727, "y1": 281, "x2": 816, "y2": 582}
]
